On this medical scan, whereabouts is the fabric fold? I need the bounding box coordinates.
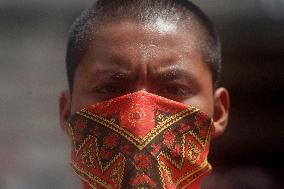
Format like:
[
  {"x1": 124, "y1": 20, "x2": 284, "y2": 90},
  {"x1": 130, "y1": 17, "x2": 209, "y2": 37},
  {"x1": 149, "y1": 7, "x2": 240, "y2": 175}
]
[{"x1": 67, "y1": 91, "x2": 213, "y2": 189}]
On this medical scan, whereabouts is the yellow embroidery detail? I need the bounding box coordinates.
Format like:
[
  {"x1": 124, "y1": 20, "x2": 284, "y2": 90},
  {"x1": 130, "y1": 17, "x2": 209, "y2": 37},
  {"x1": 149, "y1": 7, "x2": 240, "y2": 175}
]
[
  {"x1": 80, "y1": 143, "x2": 96, "y2": 168},
  {"x1": 77, "y1": 107, "x2": 199, "y2": 150},
  {"x1": 68, "y1": 106, "x2": 213, "y2": 188},
  {"x1": 158, "y1": 162, "x2": 174, "y2": 187},
  {"x1": 188, "y1": 142, "x2": 201, "y2": 165},
  {"x1": 180, "y1": 163, "x2": 212, "y2": 189},
  {"x1": 157, "y1": 128, "x2": 212, "y2": 188},
  {"x1": 175, "y1": 160, "x2": 210, "y2": 186},
  {"x1": 157, "y1": 159, "x2": 211, "y2": 189},
  {"x1": 110, "y1": 161, "x2": 125, "y2": 189},
  {"x1": 70, "y1": 135, "x2": 126, "y2": 189},
  {"x1": 71, "y1": 161, "x2": 112, "y2": 189},
  {"x1": 187, "y1": 121, "x2": 213, "y2": 150}
]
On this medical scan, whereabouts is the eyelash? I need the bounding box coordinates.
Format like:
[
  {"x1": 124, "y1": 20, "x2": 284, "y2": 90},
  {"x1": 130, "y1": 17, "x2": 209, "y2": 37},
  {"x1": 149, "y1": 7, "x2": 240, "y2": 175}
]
[
  {"x1": 155, "y1": 84, "x2": 192, "y2": 97},
  {"x1": 94, "y1": 84, "x2": 121, "y2": 94}
]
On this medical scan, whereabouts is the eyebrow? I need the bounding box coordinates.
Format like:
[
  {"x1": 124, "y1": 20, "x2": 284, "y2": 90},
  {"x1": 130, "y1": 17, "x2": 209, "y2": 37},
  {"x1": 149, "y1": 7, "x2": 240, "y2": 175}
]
[
  {"x1": 92, "y1": 69, "x2": 136, "y2": 81},
  {"x1": 152, "y1": 67, "x2": 196, "y2": 83}
]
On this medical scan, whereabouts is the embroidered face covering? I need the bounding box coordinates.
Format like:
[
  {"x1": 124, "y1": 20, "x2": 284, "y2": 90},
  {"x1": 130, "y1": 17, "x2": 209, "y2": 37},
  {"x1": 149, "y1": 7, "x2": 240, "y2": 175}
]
[{"x1": 67, "y1": 91, "x2": 213, "y2": 189}]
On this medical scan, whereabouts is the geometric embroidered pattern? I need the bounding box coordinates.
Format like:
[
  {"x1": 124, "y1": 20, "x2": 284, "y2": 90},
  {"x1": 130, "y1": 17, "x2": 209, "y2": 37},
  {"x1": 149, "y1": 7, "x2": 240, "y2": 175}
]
[{"x1": 67, "y1": 91, "x2": 213, "y2": 189}]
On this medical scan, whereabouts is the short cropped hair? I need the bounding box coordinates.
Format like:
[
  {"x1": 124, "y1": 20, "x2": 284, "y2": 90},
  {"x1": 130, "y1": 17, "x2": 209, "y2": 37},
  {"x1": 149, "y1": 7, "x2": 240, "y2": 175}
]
[{"x1": 66, "y1": 0, "x2": 221, "y2": 92}]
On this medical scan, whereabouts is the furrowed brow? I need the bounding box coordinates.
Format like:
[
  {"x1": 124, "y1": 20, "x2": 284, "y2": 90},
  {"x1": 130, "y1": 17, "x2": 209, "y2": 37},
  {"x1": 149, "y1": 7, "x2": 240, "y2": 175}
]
[
  {"x1": 152, "y1": 67, "x2": 195, "y2": 82},
  {"x1": 93, "y1": 69, "x2": 135, "y2": 81}
]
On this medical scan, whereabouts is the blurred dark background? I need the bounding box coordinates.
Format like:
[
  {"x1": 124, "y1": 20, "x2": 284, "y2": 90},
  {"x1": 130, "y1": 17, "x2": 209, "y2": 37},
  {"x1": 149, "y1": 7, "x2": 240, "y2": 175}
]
[{"x1": 0, "y1": 0, "x2": 283, "y2": 188}]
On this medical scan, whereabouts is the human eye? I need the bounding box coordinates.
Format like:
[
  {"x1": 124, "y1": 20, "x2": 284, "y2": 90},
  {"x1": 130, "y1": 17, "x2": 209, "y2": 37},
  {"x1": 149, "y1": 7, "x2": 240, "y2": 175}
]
[
  {"x1": 93, "y1": 83, "x2": 121, "y2": 94},
  {"x1": 155, "y1": 84, "x2": 192, "y2": 99}
]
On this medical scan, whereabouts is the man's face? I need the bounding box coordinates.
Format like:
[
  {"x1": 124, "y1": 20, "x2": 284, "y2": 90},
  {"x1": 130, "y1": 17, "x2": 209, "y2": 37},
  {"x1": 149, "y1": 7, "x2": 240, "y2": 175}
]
[
  {"x1": 59, "y1": 19, "x2": 230, "y2": 188},
  {"x1": 70, "y1": 20, "x2": 215, "y2": 117}
]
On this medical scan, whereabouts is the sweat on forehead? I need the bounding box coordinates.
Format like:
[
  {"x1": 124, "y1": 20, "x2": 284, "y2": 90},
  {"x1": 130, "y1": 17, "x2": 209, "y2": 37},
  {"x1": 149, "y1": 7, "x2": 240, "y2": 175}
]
[{"x1": 66, "y1": 0, "x2": 221, "y2": 92}]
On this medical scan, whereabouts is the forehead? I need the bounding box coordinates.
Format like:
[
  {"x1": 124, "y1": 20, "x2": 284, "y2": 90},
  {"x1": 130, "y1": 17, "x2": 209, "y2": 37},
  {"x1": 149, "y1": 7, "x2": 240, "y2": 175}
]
[{"x1": 81, "y1": 20, "x2": 203, "y2": 69}]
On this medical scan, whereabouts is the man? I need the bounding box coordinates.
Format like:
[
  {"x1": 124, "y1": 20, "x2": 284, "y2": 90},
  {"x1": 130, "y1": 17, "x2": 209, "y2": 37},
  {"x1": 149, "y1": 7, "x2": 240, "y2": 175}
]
[{"x1": 59, "y1": 0, "x2": 230, "y2": 188}]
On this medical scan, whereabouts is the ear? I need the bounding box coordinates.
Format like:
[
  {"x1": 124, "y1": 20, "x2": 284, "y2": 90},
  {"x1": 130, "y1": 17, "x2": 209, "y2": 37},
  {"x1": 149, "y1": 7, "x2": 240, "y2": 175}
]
[
  {"x1": 212, "y1": 87, "x2": 230, "y2": 138},
  {"x1": 59, "y1": 90, "x2": 71, "y2": 131}
]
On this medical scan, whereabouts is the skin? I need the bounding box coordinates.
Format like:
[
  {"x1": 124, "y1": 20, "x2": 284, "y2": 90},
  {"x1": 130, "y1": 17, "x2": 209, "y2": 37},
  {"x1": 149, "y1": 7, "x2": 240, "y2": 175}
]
[{"x1": 59, "y1": 20, "x2": 230, "y2": 137}]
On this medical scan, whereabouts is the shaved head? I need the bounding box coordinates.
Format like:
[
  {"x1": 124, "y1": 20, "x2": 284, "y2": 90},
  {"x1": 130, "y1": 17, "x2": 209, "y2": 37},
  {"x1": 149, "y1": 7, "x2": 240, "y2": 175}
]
[{"x1": 66, "y1": 0, "x2": 221, "y2": 92}]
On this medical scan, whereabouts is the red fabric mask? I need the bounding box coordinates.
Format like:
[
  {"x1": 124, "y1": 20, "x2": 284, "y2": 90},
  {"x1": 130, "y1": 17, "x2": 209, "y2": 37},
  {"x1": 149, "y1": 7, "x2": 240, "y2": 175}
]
[{"x1": 67, "y1": 91, "x2": 213, "y2": 189}]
